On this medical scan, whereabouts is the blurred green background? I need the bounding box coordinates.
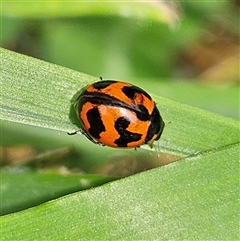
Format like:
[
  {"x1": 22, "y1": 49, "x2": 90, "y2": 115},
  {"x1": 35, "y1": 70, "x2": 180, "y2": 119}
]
[
  {"x1": 1, "y1": 1, "x2": 239, "y2": 215},
  {"x1": 2, "y1": 1, "x2": 239, "y2": 114}
]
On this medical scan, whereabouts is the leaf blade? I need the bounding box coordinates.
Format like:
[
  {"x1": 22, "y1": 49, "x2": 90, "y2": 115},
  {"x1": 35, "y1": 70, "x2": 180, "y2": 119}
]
[
  {"x1": 1, "y1": 144, "x2": 239, "y2": 240},
  {"x1": 1, "y1": 47, "x2": 239, "y2": 157}
]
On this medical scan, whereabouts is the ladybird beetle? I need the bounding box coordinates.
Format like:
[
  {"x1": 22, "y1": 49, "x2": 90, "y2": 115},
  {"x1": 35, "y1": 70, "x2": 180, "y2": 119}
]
[{"x1": 69, "y1": 79, "x2": 164, "y2": 148}]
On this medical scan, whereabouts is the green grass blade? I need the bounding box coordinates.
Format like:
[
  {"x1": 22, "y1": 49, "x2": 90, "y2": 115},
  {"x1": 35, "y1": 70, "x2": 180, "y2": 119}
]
[
  {"x1": 0, "y1": 171, "x2": 116, "y2": 215},
  {"x1": 1, "y1": 47, "x2": 239, "y2": 156},
  {"x1": 1, "y1": 47, "x2": 96, "y2": 131},
  {"x1": 1, "y1": 143, "x2": 239, "y2": 240}
]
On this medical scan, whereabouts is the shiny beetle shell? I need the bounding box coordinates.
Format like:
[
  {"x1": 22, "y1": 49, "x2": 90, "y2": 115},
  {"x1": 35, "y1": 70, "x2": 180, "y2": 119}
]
[{"x1": 73, "y1": 80, "x2": 164, "y2": 148}]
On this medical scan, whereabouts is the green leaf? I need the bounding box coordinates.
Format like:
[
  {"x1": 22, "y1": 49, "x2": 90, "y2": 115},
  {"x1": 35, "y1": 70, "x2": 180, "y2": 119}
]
[
  {"x1": 1, "y1": 47, "x2": 96, "y2": 132},
  {"x1": 0, "y1": 171, "x2": 115, "y2": 216},
  {"x1": 1, "y1": 48, "x2": 238, "y2": 156},
  {"x1": 1, "y1": 144, "x2": 239, "y2": 240}
]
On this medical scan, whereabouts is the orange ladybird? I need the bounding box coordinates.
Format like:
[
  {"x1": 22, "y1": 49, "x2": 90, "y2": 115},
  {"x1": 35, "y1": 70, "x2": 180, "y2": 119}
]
[{"x1": 70, "y1": 79, "x2": 164, "y2": 148}]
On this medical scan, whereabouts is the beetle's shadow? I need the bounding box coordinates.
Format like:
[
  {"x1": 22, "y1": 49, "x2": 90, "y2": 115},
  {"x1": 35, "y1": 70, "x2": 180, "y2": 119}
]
[{"x1": 68, "y1": 90, "x2": 82, "y2": 129}]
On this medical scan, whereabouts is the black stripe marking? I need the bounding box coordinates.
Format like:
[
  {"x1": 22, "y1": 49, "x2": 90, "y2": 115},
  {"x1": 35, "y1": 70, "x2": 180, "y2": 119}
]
[
  {"x1": 114, "y1": 117, "x2": 142, "y2": 147},
  {"x1": 92, "y1": 80, "x2": 116, "y2": 90},
  {"x1": 86, "y1": 107, "x2": 105, "y2": 139},
  {"x1": 122, "y1": 85, "x2": 152, "y2": 101},
  {"x1": 145, "y1": 106, "x2": 164, "y2": 143},
  {"x1": 79, "y1": 92, "x2": 150, "y2": 121}
]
